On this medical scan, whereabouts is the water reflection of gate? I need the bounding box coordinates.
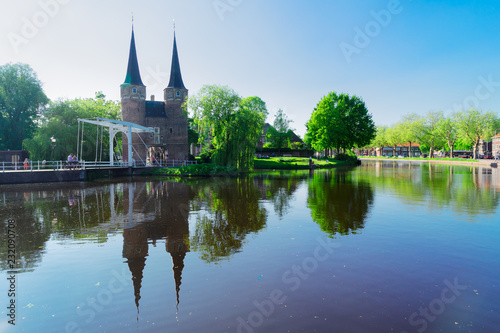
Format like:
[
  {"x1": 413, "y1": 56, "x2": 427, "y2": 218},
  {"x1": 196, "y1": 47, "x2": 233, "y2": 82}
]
[{"x1": 121, "y1": 181, "x2": 190, "y2": 312}]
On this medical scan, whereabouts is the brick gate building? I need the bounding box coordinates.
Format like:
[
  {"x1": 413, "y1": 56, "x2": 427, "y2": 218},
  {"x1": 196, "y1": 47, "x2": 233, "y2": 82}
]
[{"x1": 120, "y1": 26, "x2": 189, "y2": 164}]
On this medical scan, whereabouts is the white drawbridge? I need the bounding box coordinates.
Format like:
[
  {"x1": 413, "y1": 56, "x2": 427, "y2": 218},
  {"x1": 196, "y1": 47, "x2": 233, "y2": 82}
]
[{"x1": 77, "y1": 117, "x2": 156, "y2": 167}]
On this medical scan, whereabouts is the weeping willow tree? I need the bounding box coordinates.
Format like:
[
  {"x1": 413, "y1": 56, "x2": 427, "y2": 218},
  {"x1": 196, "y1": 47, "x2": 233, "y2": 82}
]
[{"x1": 188, "y1": 85, "x2": 267, "y2": 170}]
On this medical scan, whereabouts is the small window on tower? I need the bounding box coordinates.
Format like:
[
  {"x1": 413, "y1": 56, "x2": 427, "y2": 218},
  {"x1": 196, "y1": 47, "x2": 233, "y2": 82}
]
[
  {"x1": 176, "y1": 91, "x2": 180, "y2": 96},
  {"x1": 132, "y1": 88, "x2": 137, "y2": 94},
  {"x1": 170, "y1": 128, "x2": 173, "y2": 134}
]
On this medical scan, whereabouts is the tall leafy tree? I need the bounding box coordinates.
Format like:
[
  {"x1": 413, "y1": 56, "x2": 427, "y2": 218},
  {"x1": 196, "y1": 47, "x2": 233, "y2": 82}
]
[
  {"x1": 436, "y1": 113, "x2": 459, "y2": 157},
  {"x1": 371, "y1": 125, "x2": 389, "y2": 156},
  {"x1": 306, "y1": 92, "x2": 375, "y2": 155},
  {"x1": 385, "y1": 125, "x2": 402, "y2": 157},
  {"x1": 187, "y1": 118, "x2": 199, "y2": 146},
  {"x1": 0, "y1": 63, "x2": 49, "y2": 150},
  {"x1": 415, "y1": 111, "x2": 445, "y2": 158},
  {"x1": 231, "y1": 97, "x2": 267, "y2": 170},
  {"x1": 188, "y1": 85, "x2": 266, "y2": 170},
  {"x1": 189, "y1": 85, "x2": 240, "y2": 163},
  {"x1": 23, "y1": 93, "x2": 121, "y2": 161},
  {"x1": 266, "y1": 109, "x2": 294, "y2": 153},
  {"x1": 399, "y1": 113, "x2": 421, "y2": 157},
  {"x1": 455, "y1": 108, "x2": 496, "y2": 159}
]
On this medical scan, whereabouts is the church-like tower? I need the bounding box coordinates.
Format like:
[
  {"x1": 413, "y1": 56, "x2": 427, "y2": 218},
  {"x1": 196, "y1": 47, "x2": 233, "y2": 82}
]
[
  {"x1": 120, "y1": 26, "x2": 189, "y2": 164},
  {"x1": 121, "y1": 27, "x2": 147, "y2": 163},
  {"x1": 161, "y1": 31, "x2": 189, "y2": 162}
]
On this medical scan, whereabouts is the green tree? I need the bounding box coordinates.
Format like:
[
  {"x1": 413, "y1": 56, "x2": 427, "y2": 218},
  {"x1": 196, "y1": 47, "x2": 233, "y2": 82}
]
[
  {"x1": 266, "y1": 109, "x2": 294, "y2": 153},
  {"x1": 399, "y1": 113, "x2": 421, "y2": 157},
  {"x1": 455, "y1": 108, "x2": 496, "y2": 159},
  {"x1": 23, "y1": 93, "x2": 120, "y2": 161},
  {"x1": 0, "y1": 63, "x2": 49, "y2": 150},
  {"x1": 187, "y1": 118, "x2": 199, "y2": 146},
  {"x1": 385, "y1": 125, "x2": 402, "y2": 157},
  {"x1": 371, "y1": 125, "x2": 389, "y2": 155},
  {"x1": 415, "y1": 111, "x2": 445, "y2": 158},
  {"x1": 188, "y1": 85, "x2": 266, "y2": 170},
  {"x1": 436, "y1": 113, "x2": 459, "y2": 157},
  {"x1": 230, "y1": 97, "x2": 267, "y2": 170},
  {"x1": 306, "y1": 92, "x2": 375, "y2": 155}
]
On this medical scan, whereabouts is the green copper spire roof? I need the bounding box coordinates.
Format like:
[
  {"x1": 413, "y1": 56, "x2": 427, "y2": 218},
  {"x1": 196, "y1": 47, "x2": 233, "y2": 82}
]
[{"x1": 124, "y1": 28, "x2": 144, "y2": 86}]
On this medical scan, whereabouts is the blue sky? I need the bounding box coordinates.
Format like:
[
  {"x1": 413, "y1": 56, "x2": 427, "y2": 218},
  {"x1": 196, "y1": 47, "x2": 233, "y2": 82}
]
[{"x1": 2, "y1": 0, "x2": 500, "y2": 137}]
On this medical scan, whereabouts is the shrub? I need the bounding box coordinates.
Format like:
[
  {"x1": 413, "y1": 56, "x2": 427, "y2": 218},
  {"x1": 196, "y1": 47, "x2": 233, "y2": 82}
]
[
  {"x1": 148, "y1": 163, "x2": 238, "y2": 177},
  {"x1": 333, "y1": 153, "x2": 359, "y2": 164},
  {"x1": 199, "y1": 150, "x2": 214, "y2": 163}
]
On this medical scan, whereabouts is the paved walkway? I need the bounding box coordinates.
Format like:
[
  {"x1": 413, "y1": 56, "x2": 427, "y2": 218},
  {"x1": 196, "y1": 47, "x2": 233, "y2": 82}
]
[{"x1": 360, "y1": 158, "x2": 498, "y2": 167}]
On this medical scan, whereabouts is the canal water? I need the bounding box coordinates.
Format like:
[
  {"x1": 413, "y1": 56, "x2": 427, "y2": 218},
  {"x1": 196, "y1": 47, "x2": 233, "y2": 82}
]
[{"x1": 1, "y1": 161, "x2": 499, "y2": 332}]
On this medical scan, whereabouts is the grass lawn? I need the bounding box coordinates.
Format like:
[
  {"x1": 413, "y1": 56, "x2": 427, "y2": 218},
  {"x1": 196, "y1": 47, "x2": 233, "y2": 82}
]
[
  {"x1": 144, "y1": 163, "x2": 238, "y2": 176},
  {"x1": 143, "y1": 157, "x2": 357, "y2": 176},
  {"x1": 253, "y1": 157, "x2": 350, "y2": 169}
]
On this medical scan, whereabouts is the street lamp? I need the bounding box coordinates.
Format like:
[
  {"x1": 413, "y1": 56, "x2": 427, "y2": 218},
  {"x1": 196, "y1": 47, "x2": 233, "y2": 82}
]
[{"x1": 51, "y1": 136, "x2": 56, "y2": 168}]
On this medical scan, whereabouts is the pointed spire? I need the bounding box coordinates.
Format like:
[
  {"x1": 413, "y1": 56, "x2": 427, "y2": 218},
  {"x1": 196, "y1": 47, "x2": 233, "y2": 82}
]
[
  {"x1": 167, "y1": 29, "x2": 186, "y2": 89},
  {"x1": 124, "y1": 26, "x2": 144, "y2": 86},
  {"x1": 171, "y1": 251, "x2": 186, "y2": 308},
  {"x1": 127, "y1": 257, "x2": 146, "y2": 312}
]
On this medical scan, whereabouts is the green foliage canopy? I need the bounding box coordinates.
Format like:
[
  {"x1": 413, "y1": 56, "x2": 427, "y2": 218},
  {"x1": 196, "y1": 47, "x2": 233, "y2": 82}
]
[
  {"x1": 455, "y1": 108, "x2": 496, "y2": 159},
  {"x1": 266, "y1": 109, "x2": 294, "y2": 151},
  {"x1": 0, "y1": 63, "x2": 49, "y2": 150},
  {"x1": 368, "y1": 108, "x2": 498, "y2": 157},
  {"x1": 188, "y1": 85, "x2": 267, "y2": 170},
  {"x1": 306, "y1": 92, "x2": 376, "y2": 154},
  {"x1": 23, "y1": 93, "x2": 120, "y2": 161}
]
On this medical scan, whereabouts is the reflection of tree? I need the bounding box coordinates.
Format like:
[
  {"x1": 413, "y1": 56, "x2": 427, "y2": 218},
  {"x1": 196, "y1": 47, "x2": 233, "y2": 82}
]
[
  {"x1": 189, "y1": 177, "x2": 267, "y2": 263},
  {"x1": 0, "y1": 203, "x2": 51, "y2": 273},
  {"x1": 0, "y1": 182, "x2": 125, "y2": 273},
  {"x1": 307, "y1": 168, "x2": 374, "y2": 236},
  {"x1": 359, "y1": 162, "x2": 500, "y2": 217},
  {"x1": 253, "y1": 171, "x2": 303, "y2": 219}
]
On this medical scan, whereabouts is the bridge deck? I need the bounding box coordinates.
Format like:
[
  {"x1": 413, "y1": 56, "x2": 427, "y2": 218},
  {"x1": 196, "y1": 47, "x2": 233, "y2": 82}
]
[{"x1": 0, "y1": 166, "x2": 165, "y2": 185}]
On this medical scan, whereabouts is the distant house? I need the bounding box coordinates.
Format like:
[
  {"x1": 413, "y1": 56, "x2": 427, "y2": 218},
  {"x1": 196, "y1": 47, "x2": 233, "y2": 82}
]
[
  {"x1": 0, "y1": 150, "x2": 29, "y2": 164},
  {"x1": 257, "y1": 123, "x2": 272, "y2": 148},
  {"x1": 378, "y1": 143, "x2": 421, "y2": 157},
  {"x1": 257, "y1": 123, "x2": 304, "y2": 148},
  {"x1": 478, "y1": 139, "x2": 493, "y2": 156},
  {"x1": 492, "y1": 133, "x2": 500, "y2": 157}
]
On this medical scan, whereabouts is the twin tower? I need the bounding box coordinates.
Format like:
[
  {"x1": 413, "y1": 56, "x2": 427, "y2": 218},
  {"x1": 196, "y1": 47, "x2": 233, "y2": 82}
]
[{"x1": 120, "y1": 27, "x2": 189, "y2": 163}]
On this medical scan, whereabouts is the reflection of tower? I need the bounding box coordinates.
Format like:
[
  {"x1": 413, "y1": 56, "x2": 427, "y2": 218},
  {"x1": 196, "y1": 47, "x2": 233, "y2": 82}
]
[
  {"x1": 165, "y1": 194, "x2": 190, "y2": 307},
  {"x1": 122, "y1": 225, "x2": 148, "y2": 312},
  {"x1": 122, "y1": 181, "x2": 190, "y2": 314}
]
